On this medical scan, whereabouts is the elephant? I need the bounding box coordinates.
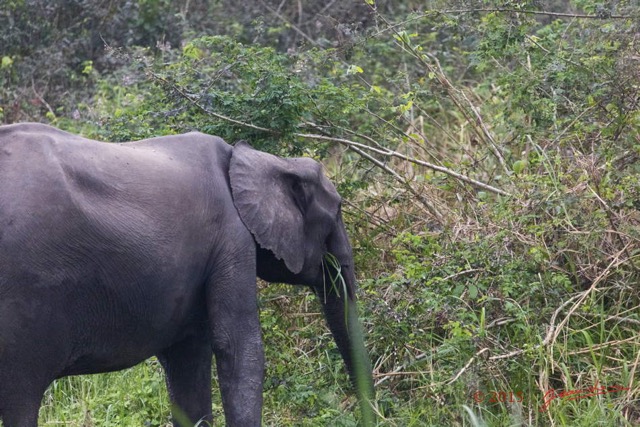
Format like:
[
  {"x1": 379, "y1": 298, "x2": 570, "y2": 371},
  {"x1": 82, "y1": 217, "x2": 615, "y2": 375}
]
[{"x1": 0, "y1": 123, "x2": 374, "y2": 426}]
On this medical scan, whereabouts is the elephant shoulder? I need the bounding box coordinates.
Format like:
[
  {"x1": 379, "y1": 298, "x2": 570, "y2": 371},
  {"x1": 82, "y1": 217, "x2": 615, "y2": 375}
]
[
  {"x1": 128, "y1": 132, "x2": 230, "y2": 154},
  {"x1": 124, "y1": 132, "x2": 231, "y2": 171}
]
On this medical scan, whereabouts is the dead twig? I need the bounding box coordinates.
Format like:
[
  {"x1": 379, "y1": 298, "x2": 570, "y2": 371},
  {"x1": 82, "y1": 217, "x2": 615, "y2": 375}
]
[
  {"x1": 344, "y1": 144, "x2": 445, "y2": 222},
  {"x1": 441, "y1": 8, "x2": 631, "y2": 20},
  {"x1": 446, "y1": 348, "x2": 490, "y2": 385},
  {"x1": 298, "y1": 133, "x2": 511, "y2": 197},
  {"x1": 370, "y1": 7, "x2": 509, "y2": 175},
  {"x1": 374, "y1": 352, "x2": 429, "y2": 387}
]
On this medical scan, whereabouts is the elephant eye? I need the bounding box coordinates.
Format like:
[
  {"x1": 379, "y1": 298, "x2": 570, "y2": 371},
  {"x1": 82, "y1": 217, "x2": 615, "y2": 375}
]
[{"x1": 290, "y1": 179, "x2": 308, "y2": 213}]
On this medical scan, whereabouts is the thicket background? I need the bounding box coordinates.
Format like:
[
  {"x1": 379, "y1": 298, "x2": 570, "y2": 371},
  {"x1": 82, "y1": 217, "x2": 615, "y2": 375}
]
[{"x1": 1, "y1": 0, "x2": 639, "y2": 426}]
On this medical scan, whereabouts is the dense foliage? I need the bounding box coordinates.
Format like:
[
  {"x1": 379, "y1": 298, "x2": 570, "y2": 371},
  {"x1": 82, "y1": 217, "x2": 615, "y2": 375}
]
[{"x1": 2, "y1": 0, "x2": 639, "y2": 425}]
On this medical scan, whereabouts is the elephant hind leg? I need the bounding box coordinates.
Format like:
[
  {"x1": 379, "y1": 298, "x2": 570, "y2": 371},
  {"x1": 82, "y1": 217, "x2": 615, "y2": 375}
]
[
  {"x1": 0, "y1": 384, "x2": 44, "y2": 427},
  {"x1": 158, "y1": 334, "x2": 214, "y2": 427},
  {"x1": 1, "y1": 404, "x2": 40, "y2": 427},
  {"x1": 0, "y1": 340, "x2": 59, "y2": 426}
]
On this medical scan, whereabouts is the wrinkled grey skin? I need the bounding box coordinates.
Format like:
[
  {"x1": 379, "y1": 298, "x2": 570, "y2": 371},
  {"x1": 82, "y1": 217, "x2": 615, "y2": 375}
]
[{"x1": 0, "y1": 123, "x2": 373, "y2": 427}]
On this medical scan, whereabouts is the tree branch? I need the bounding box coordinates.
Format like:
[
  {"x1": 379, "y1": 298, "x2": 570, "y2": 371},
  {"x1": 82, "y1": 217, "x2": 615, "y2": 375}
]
[
  {"x1": 371, "y1": 9, "x2": 509, "y2": 175},
  {"x1": 441, "y1": 8, "x2": 631, "y2": 20},
  {"x1": 296, "y1": 133, "x2": 511, "y2": 197},
  {"x1": 152, "y1": 74, "x2": 511, "y2": 197},
  {"x1": 149, "y1": 72, "x2": 276, "y2": 134},
  {"x1": 343, "y1": 143, "x2": 445, "y2": 221}
]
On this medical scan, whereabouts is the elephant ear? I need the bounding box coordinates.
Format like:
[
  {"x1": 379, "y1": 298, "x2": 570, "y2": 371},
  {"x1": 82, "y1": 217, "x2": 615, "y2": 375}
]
[{"x1": 230, "y1": 141, "x2": 308, "y2": 274}]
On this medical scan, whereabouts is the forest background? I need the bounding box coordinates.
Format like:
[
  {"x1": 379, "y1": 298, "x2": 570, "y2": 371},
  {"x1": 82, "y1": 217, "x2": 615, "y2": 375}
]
[{"x1": 1, "y1": 0, "x2": 639, "y2": 425}]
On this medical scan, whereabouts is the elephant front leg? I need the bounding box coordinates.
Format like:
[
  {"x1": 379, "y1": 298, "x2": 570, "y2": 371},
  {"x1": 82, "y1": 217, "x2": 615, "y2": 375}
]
[
  {"x1": 207, "y1": 257, "x2": 264, "y2": 426},
  {"x1": 213, "y1": 321, "x2": 264, "y2": 426}
]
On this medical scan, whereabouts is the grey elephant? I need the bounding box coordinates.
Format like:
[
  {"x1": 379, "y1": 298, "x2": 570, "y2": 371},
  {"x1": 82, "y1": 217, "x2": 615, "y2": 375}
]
[{"x1": 0, "y1": 123, "x2": 374, "y2": 426}]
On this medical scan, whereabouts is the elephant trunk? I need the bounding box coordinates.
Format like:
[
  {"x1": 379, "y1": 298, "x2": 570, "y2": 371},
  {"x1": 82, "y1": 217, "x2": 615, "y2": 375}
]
[{"x1": 318, "y1": 221, "x2": 375, "y2": 424}]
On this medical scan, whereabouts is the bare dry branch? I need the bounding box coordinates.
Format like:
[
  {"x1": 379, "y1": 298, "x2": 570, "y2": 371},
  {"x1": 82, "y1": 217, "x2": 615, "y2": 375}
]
[
  {"x1": 343, "y1": 144, "x2": 445, "y2": 222},
  {"x1": 296, "y1": 133, "x2": 512, "y2": 197},
  {"x1": 441, "y1": 8, "x2": 632, "y2": 19},
  {"x1": 446, "y1": 348, "x2": 490, "y2": 385}
]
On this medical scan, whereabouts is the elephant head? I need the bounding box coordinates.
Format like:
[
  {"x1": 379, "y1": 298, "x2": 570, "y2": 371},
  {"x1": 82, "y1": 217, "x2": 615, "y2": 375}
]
[{"x1": 230, "y1": 141, "x2": 375, "y2": 417}]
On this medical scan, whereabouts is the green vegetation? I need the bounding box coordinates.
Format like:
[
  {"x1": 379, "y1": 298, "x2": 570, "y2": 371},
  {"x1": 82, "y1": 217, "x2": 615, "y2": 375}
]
[{"x1": 2, "y1": 0, "x2": 639, "y2": 425}]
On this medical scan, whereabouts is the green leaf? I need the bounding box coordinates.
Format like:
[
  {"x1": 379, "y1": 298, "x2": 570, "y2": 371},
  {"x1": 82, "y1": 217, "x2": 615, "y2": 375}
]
[
  {"x1": 468, "y1": 284, "x2": 478, "y2": 299},
  {"x1": 81, "y1": 60, "x2": 93, "y2": 75},
  {"x1": 1, "y1": 56, "x2": 13, "y2": 68},
  {"x1": 512, "y1": 160, "x2": 527, "y2": 174},
  {"x1": 346, "y1": 64, "x2": 364, "y2": 75},
  {"x1": 453, "y1": 284, "x2": 465, "y2": 296},
  {"x1": 182, "y1": 42, "x2": 204, "y2": 60}
]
